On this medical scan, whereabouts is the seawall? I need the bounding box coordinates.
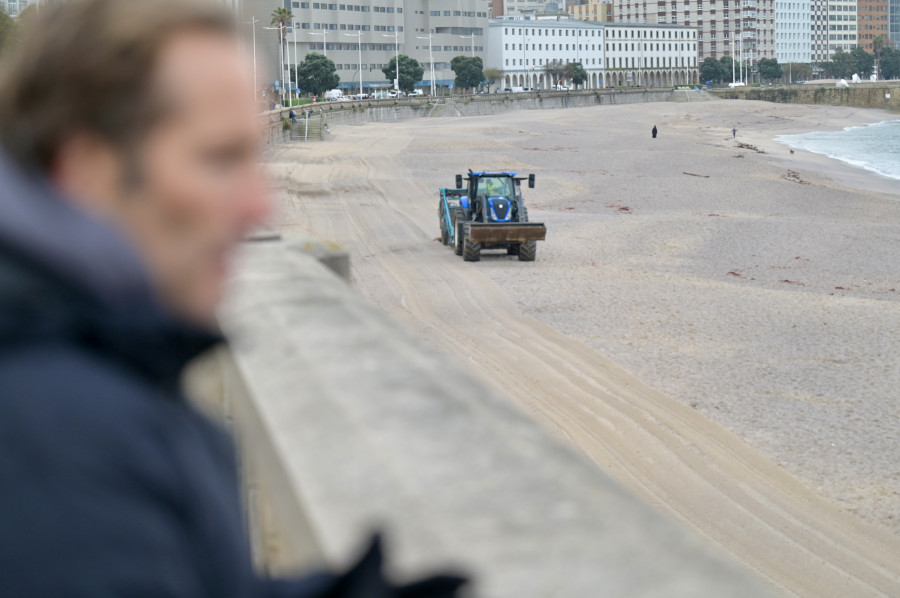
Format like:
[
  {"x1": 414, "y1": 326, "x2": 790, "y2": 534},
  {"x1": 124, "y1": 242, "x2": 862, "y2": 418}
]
[
  {"x1": 263, "y1": 88, "x2": 675, "y2": 134},
  {"x1": 710, "y1": 84, "x2": 900, "y2": 113}
]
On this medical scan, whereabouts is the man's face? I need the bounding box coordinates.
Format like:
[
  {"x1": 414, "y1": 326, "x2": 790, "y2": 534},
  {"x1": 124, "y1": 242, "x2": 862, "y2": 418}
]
[{"x1": 120, "y1": 31, "x2": 267, "y2": 324}]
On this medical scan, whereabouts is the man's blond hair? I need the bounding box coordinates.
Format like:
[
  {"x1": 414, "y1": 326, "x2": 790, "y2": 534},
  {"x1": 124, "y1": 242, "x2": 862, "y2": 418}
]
[{"x1": 0, "y1": 0, "x2": 236, "y2": 173}]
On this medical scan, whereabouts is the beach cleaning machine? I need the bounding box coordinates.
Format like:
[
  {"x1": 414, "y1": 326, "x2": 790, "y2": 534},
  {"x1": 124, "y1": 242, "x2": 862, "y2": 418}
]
[{"x1": 438, "y1": 170, "x2": 547, "y2": 262}]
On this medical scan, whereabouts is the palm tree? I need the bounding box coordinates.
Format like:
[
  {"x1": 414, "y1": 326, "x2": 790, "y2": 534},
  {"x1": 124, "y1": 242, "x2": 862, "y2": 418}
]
[{"x1": 270, "y1": 6, "x2": 293, "y2": 69}]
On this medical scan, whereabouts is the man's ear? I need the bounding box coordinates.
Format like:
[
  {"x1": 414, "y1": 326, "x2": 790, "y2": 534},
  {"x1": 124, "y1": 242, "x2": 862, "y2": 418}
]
[{"x1": 51, "y1": 133, "x2": 125, "y2": 215}]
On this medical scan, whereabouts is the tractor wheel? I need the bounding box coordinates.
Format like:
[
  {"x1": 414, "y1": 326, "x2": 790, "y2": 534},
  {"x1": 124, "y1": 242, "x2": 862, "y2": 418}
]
[
  {"x1": 507, "y1": 244, "x2": 520, "y2": 256},
  {"x1": 462, "y1": 226, "x2": 481, "y2": 262},
  {"x1": 454, "y1": 208, "x2": 467, "y2": 256},
  {"x1": 439, "y1": 202, "x2": 449, "y2": 245},
  {"x1": 518, "y1": 240, "x2": 537, "y2": 262},
  {"x1": 440, "y1": 217, "x2": 449, "y2": 245}
]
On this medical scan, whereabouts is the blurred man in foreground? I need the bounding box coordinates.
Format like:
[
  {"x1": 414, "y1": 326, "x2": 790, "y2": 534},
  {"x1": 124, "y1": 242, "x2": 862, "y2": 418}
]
[{"x1": 0, "y1": 1, "x2": 464, "y2": 596}]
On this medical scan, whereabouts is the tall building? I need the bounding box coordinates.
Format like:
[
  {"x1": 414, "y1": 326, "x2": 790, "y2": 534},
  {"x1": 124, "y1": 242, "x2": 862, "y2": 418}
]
[
  {"x1": 612, "y1": 0, "x2": 776, "y2": 71},
  {"x1": 776, "y1": 0, "x2": 811, "y2": 63},
  {"x1": 811, "y1": 0, "x2": 829, "y2": 63},
  {"x1": 501, "y1": 0, "x2": 556, "y2": 15},
  {"x1": 857, "y1": 0, "x2": 889, "y2": 52},
  {"x1": 240, "y1": 1, "x2": 490, "y2": 95},
  {"x1": 891, "y1": 0, "x2": 900, "y2": 46},
  {"x1": 827, "y1": 0, "x2": 858, "y2": 54},
  {"x1": 569, "y1": 0, "x2": 614, "y2": 21}
]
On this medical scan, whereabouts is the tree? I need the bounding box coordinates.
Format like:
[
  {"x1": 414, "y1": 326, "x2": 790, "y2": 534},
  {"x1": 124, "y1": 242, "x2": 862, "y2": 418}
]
[
  {"x1": 757, "y1": 58, "x2": 783, "y2": 81},
  {"x1": 567, "y1": 62, "x2": 588, "y2": 88},
  {"x1": 482, "y1": 67, "x2": 502, "y2": 90},
  {"x1": 881, "y1": 47, "x2": 900, "y2": 80},
  {"x1": 823, "y1": 48, "x2": 856, "y2": 79},
  {"x1": 382, "y1": 55, "x2": 424, "y2": 94},
  {"x1": 450, "y1": 55, "x2": 484, "y2": 92},
  {"x1": 700, "y1": 57, "x2": 726, "y2": 83},
  {"x1": 543, "y1": 59, "x2": 568, "y2": 87},
  {"x1": 270, "y1": 6, "x2": 293, "y2": 73},
  {"x1": 719, "y1": 55, "x2": 735, "y2": 81},
  {"x1": 850, "y1": 46, "x2": 874, "y2": 78},
  {"x1": 293, "y1": 53, "x2": 339, "y2": 97},
  {"x1": 783, "y1": 62, "x2": 812, "y2": 82}
]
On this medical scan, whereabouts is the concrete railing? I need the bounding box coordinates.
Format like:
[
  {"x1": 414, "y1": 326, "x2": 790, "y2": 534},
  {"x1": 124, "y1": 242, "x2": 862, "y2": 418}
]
[{"x1": 187, "y1": 234, "x2": 775, "y2": 597}]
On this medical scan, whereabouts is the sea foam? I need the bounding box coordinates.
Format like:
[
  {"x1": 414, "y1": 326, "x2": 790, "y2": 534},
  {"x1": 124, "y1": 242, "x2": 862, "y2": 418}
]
[{"x1": 777, "y1": 120, "x2": 900, "y2": 182}]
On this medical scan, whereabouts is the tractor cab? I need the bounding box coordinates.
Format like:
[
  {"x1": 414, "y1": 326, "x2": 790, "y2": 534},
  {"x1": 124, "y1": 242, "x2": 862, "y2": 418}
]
[{"x1": 456, "y1": 171, "x2": 534, "y2": 225}]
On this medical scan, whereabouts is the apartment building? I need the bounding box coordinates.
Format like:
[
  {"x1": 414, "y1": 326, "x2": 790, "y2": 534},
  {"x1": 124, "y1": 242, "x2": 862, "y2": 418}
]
[
  {"x1": 857, "y1": 0, "x2": 888, "y2": 52},
  {"x1": 827, "y1": 0, "x2": 858, "y2": 53},
  {"x1": 776, "y1": 0, "x2": 812, "y2": 63},
  {"x1": 569, "y1": 0, "x2": 615, "y2": 21},
  {"x1": 239, "y1": 0, "x2": 490, "y2": 95},
  {"x1": 891, "y1": 0, "x2": 899, "y2": 46},
  {"x1": 501, "y1": 0, "x2": 556, "y2": 15},
  {"x1": 612, "y1": 0, "x2": 776, "y2": 73},
  {"x1": 485, "y1": 15, "x2": 698, "y2": 88}
]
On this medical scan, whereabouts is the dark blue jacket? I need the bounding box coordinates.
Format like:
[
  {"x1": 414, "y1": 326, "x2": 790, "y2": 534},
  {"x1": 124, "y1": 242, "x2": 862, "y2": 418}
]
[{"x1": 0, "y1": 154, "x2": 463, "y2": 598}]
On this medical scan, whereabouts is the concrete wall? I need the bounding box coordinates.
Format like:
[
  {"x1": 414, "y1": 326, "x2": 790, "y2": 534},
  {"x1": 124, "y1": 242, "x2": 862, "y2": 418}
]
[
  {"x1": 188, "y1": 234, "x2": 776, "y2": 597},
  {"x1": 290, "y1": 88, "x2": 673, "y2": 128},
  {"x1": 711, "y1": 83, "x2": 900, "y2": 113}
]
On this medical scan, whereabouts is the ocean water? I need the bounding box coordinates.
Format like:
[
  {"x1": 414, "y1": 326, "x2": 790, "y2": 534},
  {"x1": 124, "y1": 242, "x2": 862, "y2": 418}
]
[{"x1": 777, "y1": 120, "x2": 900, "y2": 182}]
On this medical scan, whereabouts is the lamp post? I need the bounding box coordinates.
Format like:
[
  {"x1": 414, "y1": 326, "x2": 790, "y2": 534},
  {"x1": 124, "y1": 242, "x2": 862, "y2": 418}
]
[
  {"x1": 383, "y1": 33, "x2": 400, "y2": 92},
  {"x1": 731, "y1": 32, "x2": 736, "y2": 84},
  {"x1": 344, "y1": 31, "x2": 364, "y2": 97},
  {"x1": 246, "y1": 16, "x2": 258, "y2": 101},
  {"x1": 263, "y1": 25, "x2": 286, "y2": 105},
  {"x1": 458, "y1": 33, "x2": 476, "y2": 57},
  {"x1": 307, "y1": 30, "x2": 327, "y2": 57},
  {"x1": 290, "y1": 26, "x2": 299, "y2": 102},
  {"x1": 416, "y1": 33, "x2": 436, "y2": 96}
]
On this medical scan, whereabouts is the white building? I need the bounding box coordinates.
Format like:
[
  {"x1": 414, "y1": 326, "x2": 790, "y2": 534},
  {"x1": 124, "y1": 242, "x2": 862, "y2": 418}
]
[
  {"x1": 486, "y1": 15, "x2": 698, "y2": 89},
  {"x1": 776, "y1": 0, "x2": 812, "y2": 63}
]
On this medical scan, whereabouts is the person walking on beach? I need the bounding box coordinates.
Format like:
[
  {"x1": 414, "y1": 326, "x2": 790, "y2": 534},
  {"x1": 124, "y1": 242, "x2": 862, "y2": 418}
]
[
  {"x1": 652, "y1": 125, "x2": 658, "y2": 138},
  {"x1": 732, "y1": 127, "x2": 737, "y2": 139}
]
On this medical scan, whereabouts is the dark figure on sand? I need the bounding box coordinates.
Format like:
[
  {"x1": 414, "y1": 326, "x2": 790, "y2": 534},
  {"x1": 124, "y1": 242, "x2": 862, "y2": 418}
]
[{"x1": 652, "y1": 125, "x2": 658, "y2": 138}]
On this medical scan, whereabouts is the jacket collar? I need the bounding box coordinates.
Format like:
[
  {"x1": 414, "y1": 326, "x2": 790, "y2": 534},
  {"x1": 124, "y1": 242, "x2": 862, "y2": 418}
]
[{"x1": 0, "y1": 150, "x2": 221, "y2": 391}]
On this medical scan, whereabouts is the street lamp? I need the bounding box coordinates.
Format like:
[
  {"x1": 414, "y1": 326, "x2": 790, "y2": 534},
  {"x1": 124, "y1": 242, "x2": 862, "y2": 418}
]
[
  {"x1": 246, "y1": 16, "x2": 258, "y2": 101},
  {"x1": 344, "y1": 31, "x2": 364, "y2": 97},
  {"x1": 417, "y1": 33, "x2": 436, "y2": 96},
  {"x1": 307, "y1": 30, "x2": 327, "y2": 57},
  {"x1": 383, "y1": 33, "x2": 400, "y2": 92},
  {"x1": 263, "y1": 25, "x2": 286, "y2": 105},
  {"x1": 458, "y1": 33, "x2": 475, "y2": 57},
  {"x1": 289, "y1": 26, "x2": 299, "y2": 102}
]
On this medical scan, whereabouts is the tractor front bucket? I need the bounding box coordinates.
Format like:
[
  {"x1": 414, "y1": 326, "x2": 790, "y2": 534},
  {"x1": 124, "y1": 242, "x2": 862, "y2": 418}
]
[{"x1": 467, "y1": 222, "x2": 547, "y2": 244}]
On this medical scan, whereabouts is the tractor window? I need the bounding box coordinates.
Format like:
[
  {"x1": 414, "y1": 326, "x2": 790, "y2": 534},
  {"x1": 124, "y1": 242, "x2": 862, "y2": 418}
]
[{"x1": 476, "y1": 177, "x2": 514, "y2": 198}]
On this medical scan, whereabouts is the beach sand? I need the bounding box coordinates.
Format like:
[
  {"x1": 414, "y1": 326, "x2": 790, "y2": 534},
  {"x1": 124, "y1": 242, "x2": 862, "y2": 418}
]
[{"x1": 265, "y1": 98, "x2": 900, "y2": 596}]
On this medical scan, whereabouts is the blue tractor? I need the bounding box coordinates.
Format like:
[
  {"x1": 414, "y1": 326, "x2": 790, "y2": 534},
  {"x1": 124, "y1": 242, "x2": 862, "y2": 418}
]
[{"x1": 438, "y1": 171, "x2": 547, "y2": 262}]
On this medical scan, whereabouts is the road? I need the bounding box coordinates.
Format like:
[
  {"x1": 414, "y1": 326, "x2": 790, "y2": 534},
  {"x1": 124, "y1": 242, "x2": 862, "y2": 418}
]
[{"x1": 265, "y1": 113, "x2": 900, "y2": 598}]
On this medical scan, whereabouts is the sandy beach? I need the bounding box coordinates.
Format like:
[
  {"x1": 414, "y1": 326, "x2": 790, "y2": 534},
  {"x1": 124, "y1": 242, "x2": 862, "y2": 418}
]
[{"x1": 264, "y1": 97, "x2": 900, "y2": 597}]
